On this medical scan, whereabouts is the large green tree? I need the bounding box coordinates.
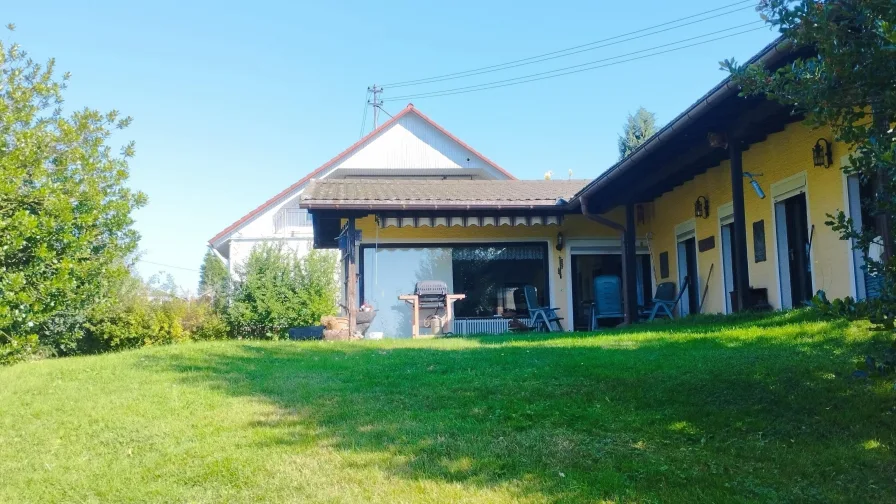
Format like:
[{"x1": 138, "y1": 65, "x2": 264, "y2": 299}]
[
  {"x1": 0, "y1": 25, "x2": 146, "y2": 360},
  {"x1": 723, "y1": 1, "x2": 896, "y2": 315},
  {"x1": 198, "y1": 249, "x2": 229, "y2": 312},
  {"x1": 617, "y1": 107, "x2": 657, "y2": 159}
]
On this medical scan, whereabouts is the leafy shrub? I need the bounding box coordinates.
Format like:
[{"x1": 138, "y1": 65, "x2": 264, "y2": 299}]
[
  {"x1": 80, "y1": 273, "x2": 230, "y2": 353},
  {"x1": 198, "y1": 250, "x2": 230, "y2": 314},
  {"x1": 0, "y1": 32, "x2": 146, "y2": 361},
  {"x1": 228, "y1": 245, "x2": 338, "y2": 339},
  {"x1": 810, "y1": 291, "x2": 896, "y2": 330}
]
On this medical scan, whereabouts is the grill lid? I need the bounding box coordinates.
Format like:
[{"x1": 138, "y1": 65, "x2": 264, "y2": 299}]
[{"x1": 415, "y1": 280, "x2": 449, "y2": 296}]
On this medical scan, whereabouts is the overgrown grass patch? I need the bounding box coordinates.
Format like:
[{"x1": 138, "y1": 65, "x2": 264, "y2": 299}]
[{"x1": 1, "y1": 311, "x2": 894, "y2": 503}]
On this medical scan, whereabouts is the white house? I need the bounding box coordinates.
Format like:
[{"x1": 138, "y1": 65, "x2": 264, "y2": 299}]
[{"x1": 208, "y1": 104, "x2": 515, "y2": 275}]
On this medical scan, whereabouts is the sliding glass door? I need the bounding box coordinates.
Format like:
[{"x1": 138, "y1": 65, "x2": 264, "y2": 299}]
[{"x1": 361, "y1": 243, "x2": 549, "y2": 337}]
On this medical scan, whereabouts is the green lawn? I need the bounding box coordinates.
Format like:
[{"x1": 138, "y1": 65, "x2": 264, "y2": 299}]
[{"x1": 1, "y1": 312, "x2": 894, "y2": 503}]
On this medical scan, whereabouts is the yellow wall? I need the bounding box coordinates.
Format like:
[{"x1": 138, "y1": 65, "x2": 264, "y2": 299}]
[
  {"x1": 643, "y1": 121, "x2": 852, "y2": 313},
  {"x1": 347, "y1": 121, "x2": 855, "y2": 331},
  {"x1": 354, "y1": 212, "x2": 625, "y2": 327}
]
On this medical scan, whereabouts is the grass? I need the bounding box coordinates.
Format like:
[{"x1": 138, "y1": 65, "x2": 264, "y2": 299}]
[{"x1": 1, "y1": 311, "x2": 895, "y2": 503}]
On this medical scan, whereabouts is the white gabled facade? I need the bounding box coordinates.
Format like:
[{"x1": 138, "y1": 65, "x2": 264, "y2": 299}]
[{"x1": 209, "y1": 104, "x2": 514, "y2": 276}]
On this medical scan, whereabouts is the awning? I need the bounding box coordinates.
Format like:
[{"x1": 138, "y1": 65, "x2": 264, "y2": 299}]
[{"x1": 376, "y1": 214, "x2": 562, "y2": 228}]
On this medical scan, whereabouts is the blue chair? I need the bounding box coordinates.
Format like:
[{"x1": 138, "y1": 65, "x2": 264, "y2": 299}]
[
  {"x1": 590, "y1": 275, "x2": 624, "y2": 330},
  {"x1": 523, "y1": 285, "x2": 564, "y2": 332},
  {"x1": 643, "y1": 280, "x2": 687, "y2": 321}
]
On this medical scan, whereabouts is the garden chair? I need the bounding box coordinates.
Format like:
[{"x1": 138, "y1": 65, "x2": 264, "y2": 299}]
[
  {"x1": 590, "y1": 275, "x2": 624, "y2": 330},
  {"x1": 523, "y1": 285, "x2": 564, "y2": 332},
  {"x1": 643, "y1": 280, "x2": 688, "y2": 321}
]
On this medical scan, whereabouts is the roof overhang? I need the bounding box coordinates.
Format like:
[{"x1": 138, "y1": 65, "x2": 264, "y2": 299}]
[{"x1": 572, "y1": 37, "x2": 811, "y2": 214}]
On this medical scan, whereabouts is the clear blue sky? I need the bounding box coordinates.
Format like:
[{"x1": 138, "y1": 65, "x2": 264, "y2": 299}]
[{"x1": 6, "y1": 1, "x2": 778, "y2": 291}]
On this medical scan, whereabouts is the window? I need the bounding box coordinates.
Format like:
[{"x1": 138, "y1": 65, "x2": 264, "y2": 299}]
[
  {"x1": 361, "y1": 243, "x2": 549, "y2": 338},
  {"x1": 274, "y1": 208, "x2": 312, "y2": 233}
]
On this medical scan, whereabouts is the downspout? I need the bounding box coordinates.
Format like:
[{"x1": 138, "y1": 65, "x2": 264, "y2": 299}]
[{"x1": 581, "y1": 203, "x2": 637, "y2": 325}]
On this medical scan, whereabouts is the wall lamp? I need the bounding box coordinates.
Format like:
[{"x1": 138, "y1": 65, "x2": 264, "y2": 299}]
[
  {"x1": 694, "y1": 196, "x2": 710, "y2": 219},
  {"x1": 744, "y1": 172, "x2": 766, "y2": 199},
  {"x1": 813, "y1": 138, "x2": 833, "y2": 168}
]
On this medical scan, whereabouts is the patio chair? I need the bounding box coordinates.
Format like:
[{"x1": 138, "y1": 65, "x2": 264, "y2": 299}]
[
  {"x1": 523, "y1": 285, "x2": 564, "y2": 332},
  {"x1": 642, "y1": 280, "x2": 688, "y2": 321},
  {"x1": 590, "y1": 275, "x2": 624, "y2": 330}
]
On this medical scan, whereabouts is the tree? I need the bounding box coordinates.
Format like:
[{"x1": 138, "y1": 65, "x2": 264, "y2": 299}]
[
  {"x1": 723, "y1": 1, "x2": 896, "y2": 320},
  {"x1": 228, "y1": 244, "x2": 337, "y2": 339},
  {"x1": 198, "y1": 250, "x2": 229, "y2": 312},
  {"x1": 0, "y1": 25, "x2": 146, "y2": 361},
  {"x1": 618, "y1": 107, "x2": 657, "y2": 159}
]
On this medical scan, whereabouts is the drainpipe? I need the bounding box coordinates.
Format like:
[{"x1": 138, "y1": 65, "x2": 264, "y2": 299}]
[{"x1": 581, "y1": 203, "x2": 638, "y2": 325}]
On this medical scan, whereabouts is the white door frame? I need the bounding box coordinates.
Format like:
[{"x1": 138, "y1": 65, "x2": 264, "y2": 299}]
[
  {"x1": 842, "y1": 165, "x2": 866, "y2": 300},
  {"x1": 674, "y1": 219, "x2": 698, "y2": 316},
  {"x1": 770, "y1": 172, "x2": 813, "y2": 309},
  {"x1": 717, "y1": 202, "x2": 735, "y2": 314},
  {"x1": 564, "y1": 238, "x2": 653, "y2": 331}
]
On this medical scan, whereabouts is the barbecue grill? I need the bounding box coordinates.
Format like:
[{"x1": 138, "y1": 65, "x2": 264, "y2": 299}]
[
  {"x1": 415, "y1": 280, "x2": 449, "y2": 309},
  {"x1": 399, "y1": 281, "x2": 465, "y2": 338}
]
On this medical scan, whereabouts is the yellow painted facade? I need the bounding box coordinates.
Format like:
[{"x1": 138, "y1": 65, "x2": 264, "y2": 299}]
[
  {"x1": 351, "y1": 121, "x2": 858, "y2": 329},
  {"x1": 641, "y1": 121, "x2": 853, "y2": 314},
  {"x1": 354, "y1": 212, "x2": 627, "y2": 326}
]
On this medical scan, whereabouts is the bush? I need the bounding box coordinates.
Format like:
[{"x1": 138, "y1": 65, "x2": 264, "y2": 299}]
[
  {"x1": 80, "y1": 273, "x2": 230, "y2": 354},
  {"x1": 810, "y1": 291, "x2": 896, "y2": 330},
  {"x1": 228, "y1": 245, "x2": 338, "y2": 339},
  {"x1": 0, "y1": 32, "x2": 146, "y2": 360}
]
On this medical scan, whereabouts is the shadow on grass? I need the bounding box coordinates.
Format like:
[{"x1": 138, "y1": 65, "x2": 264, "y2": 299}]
[{"x1": 142, "y1": 314, "x2": 895, "y2": 503}]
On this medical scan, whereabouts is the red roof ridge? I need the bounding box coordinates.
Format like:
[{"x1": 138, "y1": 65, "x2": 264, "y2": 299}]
[{"x1": 208, "y1": 104, "x2": 514, "y2": 245}]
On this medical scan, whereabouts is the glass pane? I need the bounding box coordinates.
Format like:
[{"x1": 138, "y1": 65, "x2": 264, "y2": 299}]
[
  {"x1": 452, "y1": 246, "x2": 546, "y2": 318},
  {"x1": 362, "y1": 244, "x2": 547, "y2": 337},
  {"x1": 363, "y1": 247, "x2": 453, "y2": 338}
]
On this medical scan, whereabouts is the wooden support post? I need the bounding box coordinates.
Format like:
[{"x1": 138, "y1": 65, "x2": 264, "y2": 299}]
[
  {"x1": 729, "y1": 140, "x2": 751, "y2": 311},
  {"x1": 623, "y1": 202, "x2": 639, "y2": 324},
  {"x1": 346, "y1": 217, "x2": 357, "y2": 335}
]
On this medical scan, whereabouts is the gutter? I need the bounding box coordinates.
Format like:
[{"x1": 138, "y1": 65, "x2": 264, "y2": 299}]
[
  {"x1": 581, "y1": 203, "x2": 625, "y2": 234},
  {"x1": 300, "y1": 203, "x2": 569, "y2": 211},
  {"x1": 572, "y1": 36, "x2": 793, "y2": 206}
]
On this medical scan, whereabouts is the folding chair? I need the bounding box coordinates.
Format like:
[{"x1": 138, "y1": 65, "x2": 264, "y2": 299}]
[
  {"x1": 523, "y1": 285, "x2": 564, "y2": 332},
  {"x1": 643, "y1": 279, "x2": 688, "y2": 321}
]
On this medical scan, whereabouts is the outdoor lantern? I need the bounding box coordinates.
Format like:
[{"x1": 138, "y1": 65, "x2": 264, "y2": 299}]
[
  {"x1": 694, "y1": 196, "x2": 710, "y2": 219},
  {"x1": 812, "y1": 138, "x2": 833, "y2": 168},
  {"x1": 555, "y1": 232, "x2": 565, "y2": 252}
]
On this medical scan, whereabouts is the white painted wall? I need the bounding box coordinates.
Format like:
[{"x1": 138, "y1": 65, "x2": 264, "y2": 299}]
[{"x1": 215, "y1": 109, "x2": 511, "y2": 274}]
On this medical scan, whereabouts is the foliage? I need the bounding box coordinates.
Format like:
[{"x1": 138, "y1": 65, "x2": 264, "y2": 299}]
[
  {"x1": 723, "y1": 0, "x2": 896, "y2": 321},
  {"x1": 81, "y1": 271, "x2": 228, "y2": 353},
  {"x1": 810, "y1": 290, "x2": 896, "y2": 330},
  {"x1": 617, "y1": 106, "x2": 657, "y2": 159},
  {"x1": 1, "y1": 313, "x2": 894, "y2": 502},
  {"x1": 198, "y1": 250, "x2": 230, "y2": 313},
  {"x1": 228, "y1": 244, "x2": 338, "y2": 339},
  {"x1": 0, "y1": 26, "x2": 146, "y2": 360}
]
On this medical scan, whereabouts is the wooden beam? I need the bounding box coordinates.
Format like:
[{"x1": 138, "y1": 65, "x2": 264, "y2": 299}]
[
  {"x1": 623, "y1": 202, "x2": 639, "y2": 324},
  {"x1": 729, "y1": 141, "x2": 751, "y2": 311},
  {"x1": 346, "y1": 217, "x2": 358, "y2": 335}
]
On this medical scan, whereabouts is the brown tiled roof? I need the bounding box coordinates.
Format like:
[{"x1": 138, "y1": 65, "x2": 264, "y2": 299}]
[
  {"x1": 208, "y1": 104, "x2": 515, "y2": 245},
  {"x1": 300, "y1": 179, "x2": 588, "y2": 210}
]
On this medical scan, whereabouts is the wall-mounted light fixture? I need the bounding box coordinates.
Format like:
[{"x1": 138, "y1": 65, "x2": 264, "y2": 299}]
[
  {"x1": 555, "y1": 232, "x2": 565, "y2": 252},
  {"x1": 744, "y1": 172, "x2": 766, "y2": 199},
  {"x1": 812, "y1": 138, "x2": 833, "y2": 168},
  {"x1": 694, "y1": 196, "x2": 710, "y2": 219}
]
